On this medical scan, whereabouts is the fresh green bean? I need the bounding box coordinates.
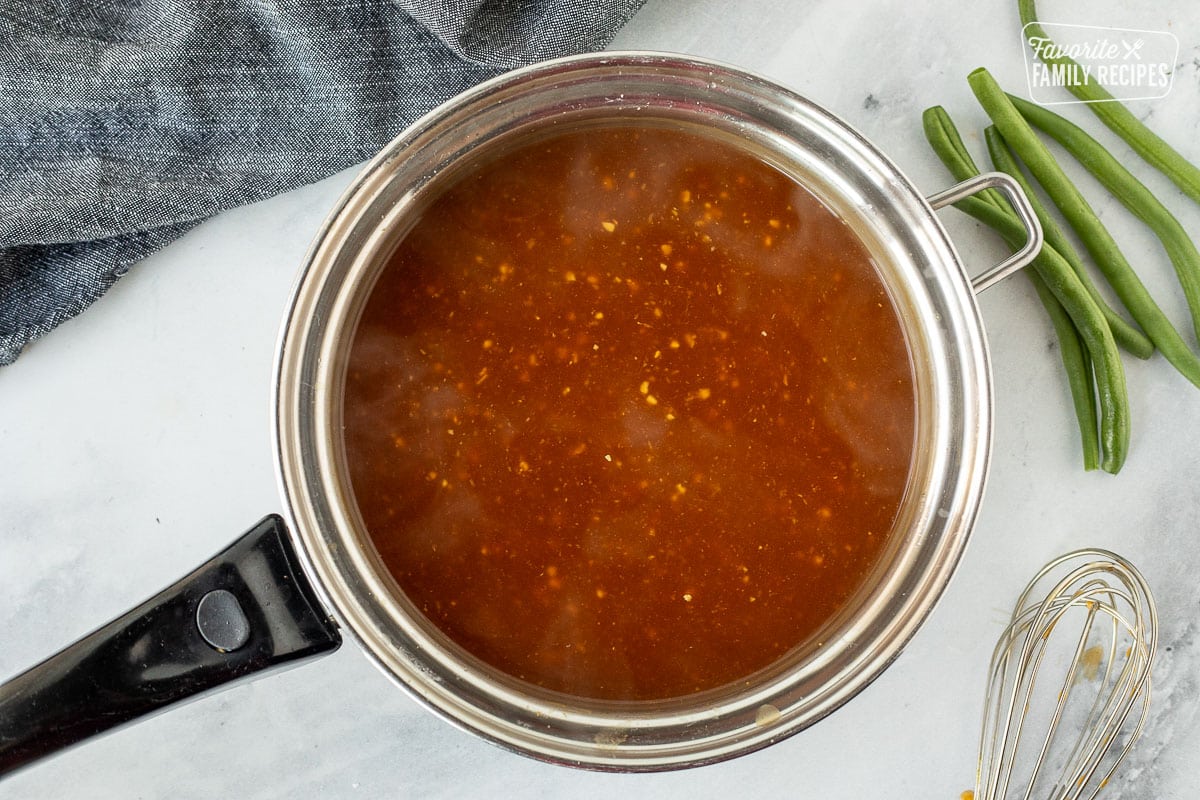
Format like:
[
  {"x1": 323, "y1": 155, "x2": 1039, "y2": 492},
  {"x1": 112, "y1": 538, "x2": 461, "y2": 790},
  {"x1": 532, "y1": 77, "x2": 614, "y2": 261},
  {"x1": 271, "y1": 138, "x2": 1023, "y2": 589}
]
[
  {"x1": 956, "y1": 195, "x2": 1129, "y2": 472},
  {"x1": 922, "y1": 106, "x2": 1126, "y2": 471},
  {"x1": 983, "y1": 125, "x2": 1153, "y2": 358},
  {"x1": 1028, "y1": 269, "x2": 1101, "y2": 470},
  {"x1": 1007, "y1": 95, "x2": 1200, "y2": 345},
  {"x1": 969, "y1": 67, "x2": 1200, "y2": 390},
  {"x1": 926, "y1": 107, "x2": 1104, "y2": 470},
  {"x1": 921, "y1": 107, "x2": 1009, "y2": 213},
  {"x1": 1018, "y1": 0, "x2": 1200, "y2": 204}
]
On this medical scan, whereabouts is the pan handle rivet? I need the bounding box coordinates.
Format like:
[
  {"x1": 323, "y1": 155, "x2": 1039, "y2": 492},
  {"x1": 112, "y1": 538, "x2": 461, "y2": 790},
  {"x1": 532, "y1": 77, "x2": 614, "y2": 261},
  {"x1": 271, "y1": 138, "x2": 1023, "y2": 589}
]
[{"x1": 196, "y1": 589, "x2": 251, "y2": 653}]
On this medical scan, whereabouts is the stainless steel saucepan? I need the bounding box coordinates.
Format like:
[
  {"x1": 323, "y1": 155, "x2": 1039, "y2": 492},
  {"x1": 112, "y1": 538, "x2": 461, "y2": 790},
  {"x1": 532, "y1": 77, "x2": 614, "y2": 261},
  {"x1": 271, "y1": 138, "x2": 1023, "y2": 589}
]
[{"x1": 0, "y1": 52, "x2": 1041, "y2": 776}]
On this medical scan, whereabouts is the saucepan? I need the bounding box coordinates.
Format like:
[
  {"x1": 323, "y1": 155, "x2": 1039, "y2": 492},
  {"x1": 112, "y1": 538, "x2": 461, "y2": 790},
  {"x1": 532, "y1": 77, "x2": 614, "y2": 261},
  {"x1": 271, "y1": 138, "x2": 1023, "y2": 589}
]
[{"x1": 0, "y1": 52, "x2": 1041, "y2": 776}]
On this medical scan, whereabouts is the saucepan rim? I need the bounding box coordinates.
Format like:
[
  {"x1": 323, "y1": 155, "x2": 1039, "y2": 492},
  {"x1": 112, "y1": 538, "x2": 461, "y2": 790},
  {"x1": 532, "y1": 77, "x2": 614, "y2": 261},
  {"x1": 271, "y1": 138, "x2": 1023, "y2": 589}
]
[{"x1": 272, "y1": 50, "x2": 996, "y2": 770}]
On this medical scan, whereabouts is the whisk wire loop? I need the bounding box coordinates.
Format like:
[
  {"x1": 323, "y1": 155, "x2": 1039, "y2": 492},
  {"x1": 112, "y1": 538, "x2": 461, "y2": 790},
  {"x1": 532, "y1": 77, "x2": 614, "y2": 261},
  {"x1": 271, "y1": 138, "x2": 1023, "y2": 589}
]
[{"x1": 974, "y1": 549, "x2": 1156, "y2": 800}]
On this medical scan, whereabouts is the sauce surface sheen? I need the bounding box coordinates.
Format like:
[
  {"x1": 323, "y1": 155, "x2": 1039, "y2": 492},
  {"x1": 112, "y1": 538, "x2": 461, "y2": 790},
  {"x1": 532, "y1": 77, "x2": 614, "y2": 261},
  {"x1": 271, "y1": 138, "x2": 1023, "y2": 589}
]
[{"x1": 343, "y1": 125, "x2": 916, "y2": 701}]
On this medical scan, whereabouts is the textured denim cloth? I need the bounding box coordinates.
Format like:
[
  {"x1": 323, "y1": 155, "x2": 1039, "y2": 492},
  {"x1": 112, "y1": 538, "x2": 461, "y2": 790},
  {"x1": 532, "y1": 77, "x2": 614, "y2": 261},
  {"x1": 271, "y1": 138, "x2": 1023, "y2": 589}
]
[{"x1": 0, "y1": 0, "x2": 644, "y2": 365}]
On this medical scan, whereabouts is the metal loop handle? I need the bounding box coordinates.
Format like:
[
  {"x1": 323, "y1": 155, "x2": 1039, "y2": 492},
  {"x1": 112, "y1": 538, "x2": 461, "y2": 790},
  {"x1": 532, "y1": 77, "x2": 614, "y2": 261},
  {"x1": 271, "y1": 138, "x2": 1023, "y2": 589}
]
[{"x1": 926, "y1": 172, "x2": 1044, "y2": 293}]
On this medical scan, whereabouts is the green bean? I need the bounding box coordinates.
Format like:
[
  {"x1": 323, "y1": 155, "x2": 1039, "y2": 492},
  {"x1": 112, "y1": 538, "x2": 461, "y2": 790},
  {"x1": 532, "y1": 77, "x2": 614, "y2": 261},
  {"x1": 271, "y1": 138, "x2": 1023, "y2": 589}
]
[
  {"x1": 957, "y1": 195, "x2": 1129, "y2": 472},
  {"x1": 1018, "y1": 0, "x2": 1200, "y2": 205},
  {"x1": 922, "y1": 106, "x2": 1126, "y2": 471},
  {"x1": 921, "y1": 107, "x2": 1009, "y2": 212},
  {"x1": 1007, "y1": 95, "x2": 1200, "y2": 346},
  {"x1": 983, "y1": 125, "x2": 1153, "y2": 358},
  {"x1": 968, "y1": 67, "x2": 1200, "y2": 390},
  {"x1": 1028, "y1": 269, "x2": 1101, "y2": 470}
]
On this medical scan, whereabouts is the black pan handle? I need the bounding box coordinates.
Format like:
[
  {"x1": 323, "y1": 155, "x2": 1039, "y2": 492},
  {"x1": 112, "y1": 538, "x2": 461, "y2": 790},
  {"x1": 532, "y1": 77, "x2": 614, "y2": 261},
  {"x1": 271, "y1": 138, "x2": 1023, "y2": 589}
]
[{"x1": 0, "y1": 515, "x2": 341, "y2": 777}]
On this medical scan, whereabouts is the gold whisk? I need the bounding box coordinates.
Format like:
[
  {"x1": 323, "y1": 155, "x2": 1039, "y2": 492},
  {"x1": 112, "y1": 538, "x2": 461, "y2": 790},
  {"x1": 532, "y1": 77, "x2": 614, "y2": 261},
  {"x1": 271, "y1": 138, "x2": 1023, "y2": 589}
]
[{"x1": 974, "y1": 549, "x2": 1157, "y2": 800}]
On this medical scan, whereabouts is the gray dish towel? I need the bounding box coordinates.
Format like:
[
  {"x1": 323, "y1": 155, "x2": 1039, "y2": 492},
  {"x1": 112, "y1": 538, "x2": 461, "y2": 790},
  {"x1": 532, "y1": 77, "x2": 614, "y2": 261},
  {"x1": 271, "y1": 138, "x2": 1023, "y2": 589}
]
[{"x1": 0, "y1": 0, "x2": 644, "y2": 365}]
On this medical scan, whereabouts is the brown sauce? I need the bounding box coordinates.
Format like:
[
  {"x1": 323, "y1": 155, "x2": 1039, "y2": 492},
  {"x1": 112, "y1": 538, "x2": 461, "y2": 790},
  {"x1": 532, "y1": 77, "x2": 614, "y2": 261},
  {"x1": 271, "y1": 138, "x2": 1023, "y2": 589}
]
[{"x1": 343, "y1": 124, "x2": 915, "y2": 701}]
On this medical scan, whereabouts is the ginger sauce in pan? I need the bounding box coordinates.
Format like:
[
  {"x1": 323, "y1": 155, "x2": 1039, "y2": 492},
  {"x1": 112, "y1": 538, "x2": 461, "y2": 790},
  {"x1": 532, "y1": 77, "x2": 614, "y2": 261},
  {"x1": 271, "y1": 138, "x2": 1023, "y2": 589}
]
[{"x1": 342, "y1": 125, "x2": 916, "y2": 701}]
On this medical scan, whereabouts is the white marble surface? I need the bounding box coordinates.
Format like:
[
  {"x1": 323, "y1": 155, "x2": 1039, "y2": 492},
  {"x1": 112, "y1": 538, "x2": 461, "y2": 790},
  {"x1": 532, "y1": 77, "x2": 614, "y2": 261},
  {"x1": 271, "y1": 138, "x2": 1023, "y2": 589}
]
[{"x1": 3, "y1": 0, "x2": 1199, "y2": 796}]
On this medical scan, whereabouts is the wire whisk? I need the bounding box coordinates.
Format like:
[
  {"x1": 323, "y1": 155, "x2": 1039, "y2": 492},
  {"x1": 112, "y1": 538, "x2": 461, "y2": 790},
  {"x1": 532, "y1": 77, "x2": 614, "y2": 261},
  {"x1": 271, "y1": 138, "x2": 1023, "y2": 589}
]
[{"x1": 974, "y1": 549, "x2": 1157, "y2": 800}]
